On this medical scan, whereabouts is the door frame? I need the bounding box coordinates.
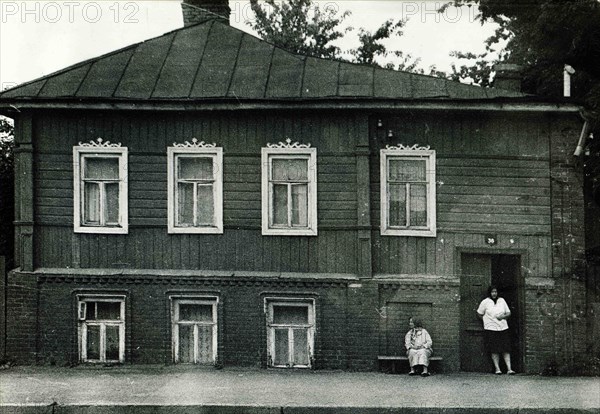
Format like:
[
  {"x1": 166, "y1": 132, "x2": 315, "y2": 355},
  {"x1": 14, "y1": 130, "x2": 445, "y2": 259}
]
[{"x1": 456, "y1": 247, "x2": 527, "y2": 372}]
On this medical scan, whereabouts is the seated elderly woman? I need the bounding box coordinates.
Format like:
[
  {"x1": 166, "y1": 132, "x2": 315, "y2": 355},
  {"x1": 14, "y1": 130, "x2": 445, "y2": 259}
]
[{"x1": 404, "y1": 317, "x2": 433, "y2": 376}]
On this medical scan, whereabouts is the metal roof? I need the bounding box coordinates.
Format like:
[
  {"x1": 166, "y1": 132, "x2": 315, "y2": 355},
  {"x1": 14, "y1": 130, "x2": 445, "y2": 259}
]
[{"x1": 0, "y1": 19, "x2": 528, "y2": 102}]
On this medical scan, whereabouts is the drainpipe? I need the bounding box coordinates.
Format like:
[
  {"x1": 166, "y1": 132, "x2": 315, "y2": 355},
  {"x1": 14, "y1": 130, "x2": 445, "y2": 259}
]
[
  {"x1": 564, "y1": 65, "x2": 575, "y2": 98},
  {"x1": 574, "y1": 120, "x2": 590, "y2": 157}
]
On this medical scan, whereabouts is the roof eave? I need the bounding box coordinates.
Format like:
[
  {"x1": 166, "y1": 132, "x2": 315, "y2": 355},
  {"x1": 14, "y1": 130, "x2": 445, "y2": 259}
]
[{"x1": 0, "y1": 96, "x2": 583, "y2": 115}]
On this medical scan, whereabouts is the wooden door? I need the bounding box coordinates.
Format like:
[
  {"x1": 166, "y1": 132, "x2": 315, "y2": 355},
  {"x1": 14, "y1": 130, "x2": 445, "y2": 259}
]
[
  {"x1": 460, "y1": 254, "x2": 491, "y2": 372},
  {"x1": 492, "y1": 255, "x2": 522, "y2": 372}
]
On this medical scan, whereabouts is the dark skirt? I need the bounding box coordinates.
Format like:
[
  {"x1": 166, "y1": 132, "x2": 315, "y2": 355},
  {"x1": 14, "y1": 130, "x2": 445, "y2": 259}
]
[{"x1": 484, "y1": 329, "x2": 511, "y2": 353}]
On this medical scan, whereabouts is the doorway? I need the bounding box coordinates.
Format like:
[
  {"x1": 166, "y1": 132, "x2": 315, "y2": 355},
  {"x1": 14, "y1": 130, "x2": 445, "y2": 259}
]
[{"x1": 460, "y1": 253, "x2": 522, "y2": 372}]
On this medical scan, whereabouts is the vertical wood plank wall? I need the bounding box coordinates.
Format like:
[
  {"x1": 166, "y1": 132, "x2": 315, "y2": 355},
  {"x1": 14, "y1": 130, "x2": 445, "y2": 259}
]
[
  {"x1": 33, "y1": 109, "x2": 555, "y2": 278},
  {"x1": 371, "y1": 112, "x2": 552, "y2": 278},
  {"x1": 33, "y1": 111, "x2": 358, "y2": 273}
]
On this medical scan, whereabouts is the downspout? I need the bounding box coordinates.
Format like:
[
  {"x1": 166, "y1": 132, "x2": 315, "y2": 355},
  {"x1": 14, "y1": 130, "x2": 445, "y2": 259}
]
[
  {"x1": 564, "y1": 65, "x2": 575, "y2": 98},
  {"x1": 569, "y1": 107, "x2": 592, "y2": 366},
  {"x1": 573, "y1": 120, "x2": 590, "y2": 157}
]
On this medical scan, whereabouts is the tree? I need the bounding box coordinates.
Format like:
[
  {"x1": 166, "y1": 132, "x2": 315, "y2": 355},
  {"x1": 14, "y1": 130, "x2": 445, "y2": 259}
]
[
  {"x1": 0, "y1": 115, "x2": 14, "y2": 266},
  {"x1": 0, "y1": 116, "x2": 14, "y2": 174},
  {"x1": 247, "y1": 0, "x2": 351, "y2": 59},
  {"x1": 443, "y1": 0, "x2": 600, "y2": 204},
  {"x1": 349, "y1": 19, "x2": 405, "y2": 65},
  {"x1": 247, "y1": 0, "x2": 434, "y2": 74},
  {"x1": 443, "y1": 1, "x2": 600, "y2": 101}
]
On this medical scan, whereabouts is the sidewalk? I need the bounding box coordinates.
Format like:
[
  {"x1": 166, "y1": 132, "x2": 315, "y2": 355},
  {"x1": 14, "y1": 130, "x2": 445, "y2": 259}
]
[{"x1": 1, "y1": 366, "x2": 599, "y2": 413}]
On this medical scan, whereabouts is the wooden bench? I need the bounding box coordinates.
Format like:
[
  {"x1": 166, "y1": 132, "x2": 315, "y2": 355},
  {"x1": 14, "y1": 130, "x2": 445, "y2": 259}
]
[{"x1": 378, "y1": 355, "x2": 443, "y2": 374}]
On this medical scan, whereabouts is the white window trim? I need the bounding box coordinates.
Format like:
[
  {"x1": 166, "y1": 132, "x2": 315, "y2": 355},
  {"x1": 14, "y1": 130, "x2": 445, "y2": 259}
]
[
  {"x1": 167, "y1": 146, "x2": 223, "y2": 234},
  {"x1": 380, "y1": 148, "x2": 437, "y2": 237},
  {"x1": 77, "y1": 295, "x2": 126, "y2": 363},
  {"x1": 261, "y1": 147, "x2": 317, "y2": 236},
  {"x1": 170, "y1": 296, "x2": 218, "y2": 364},
  {"x1": 73, "y1": 145, "x2": 128, "y2": 234},
  {"x1": 265, "y1": 297, "x2": 315, "y2": 369}
]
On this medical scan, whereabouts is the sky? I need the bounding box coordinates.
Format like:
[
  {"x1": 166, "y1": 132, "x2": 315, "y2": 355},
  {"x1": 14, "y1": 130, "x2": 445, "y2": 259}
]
[{"x1": 0, "y1": 1, "x2": 497, "y2": 90}]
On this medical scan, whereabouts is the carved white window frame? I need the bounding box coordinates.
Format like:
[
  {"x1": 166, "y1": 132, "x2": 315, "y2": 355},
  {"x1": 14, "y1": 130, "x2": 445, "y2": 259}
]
[
  {"x1": 380, "y1": 145, "x2": 436, "y2": 237},
  {"x1": 167, "y1": 140, "x2": 223, "y2": 234},
  {"x1": 170, "y1": 296, "x2": 218, "y2": 365},
  {"x1": 77, "y1": 294, "x2": 126, "y2": 364},
  {"x1": 265, "y1": 297, "x2": 315, "y2": 369},
  {"x1": 261, "y1": 139, "x2": 317, "y2": 236},
  {"x1": 73, "y1": 139, "x2": 128, "y2": 234}
]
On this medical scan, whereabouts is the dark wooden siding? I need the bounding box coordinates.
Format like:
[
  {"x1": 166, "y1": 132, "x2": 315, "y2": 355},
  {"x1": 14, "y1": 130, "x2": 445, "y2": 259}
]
[
  {"x1": 370, "y1": 112, "x2": 552, "y2": 275},
  {"x1": 32, "y1": 109, "x2": 557, "y2": 278},
  {"x1": 372, "y1": 231, "x2": 551, "y2": 277},
  {"x1": 33, "y1": 111, "x2": 358, "y2": 272}
]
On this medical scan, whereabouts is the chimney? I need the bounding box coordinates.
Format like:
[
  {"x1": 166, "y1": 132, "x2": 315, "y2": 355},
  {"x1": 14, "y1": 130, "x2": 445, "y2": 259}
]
[
  {"x1": 182, "y1": 0, "x2": 231, "y2": 26},
  {"x1": 493, "y1": 63, "x2": 522, "y2": 92}
]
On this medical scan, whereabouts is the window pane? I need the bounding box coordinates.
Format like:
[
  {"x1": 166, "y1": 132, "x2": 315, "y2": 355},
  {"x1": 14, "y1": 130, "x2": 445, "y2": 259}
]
[
  {"x1": 177, "y1": 182, "x2": 194, "y2": 226},
  {"x1": 178, "y1": 325, "x2": 194, "y2": 363},
  {"x1": 274, "y1": 328, "x2": 289, "y2": 366},
  {"x1": 292, "y1": 328, "x2": 309, "y2": 365},
  {"x1": 86, "y1": 325, "x2": 100, "y2": 360},
  {"x1": 196, "y1": 184, "x2": 214, "y2": 226},
  {"x1": 105, "y1": 183, "x2": 119, "y2": 225},
  {"x1": 273, "y1": 305, "x2": 308, "y2": 325},
  {"x1": 389, "y1": 184, "x2": 407, "y2": 227},
  {"x1": 85, "y1": 158, "x2": 119, "y2": 180},
  {"x1": 83, "y1": 182, "x2": 100, "y2": 224},
  {"x1": 388, "y1": 159, "x2": 426, "y2": 182},
  {"x1": 410, "y1": 184, "x2": 428, "y2": 227},
  {"x1": 197, "y1": 325, "x2": 214, "y2": 364},
  {"x1": 96, "y1": 302, "x2": 121, "y2": 320},
  {"x1": 85, "y1": 302, "x2": 96, "y2": 320},
  {"x1": 272, "y1": 159, "x2": 308, "y2": 181},
  {"x1": 179, "y1": 304, "x2": 213, "y2": 322},
  {"x1": 105, "y1": 325, "x2": 120, "y2": 361},
  {"x1": 291, "y1": 184, "x2": 308, "y2": 227},
  {"x1": 272, "y1": 184, "x2": 288, "y2": 226},
  {"x1": 179, "y1": 157, "x2": 213, "y2": 180}
]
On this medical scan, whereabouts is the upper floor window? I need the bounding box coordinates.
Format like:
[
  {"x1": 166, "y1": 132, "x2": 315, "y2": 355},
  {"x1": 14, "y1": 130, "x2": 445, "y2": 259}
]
[
  {"x1": 380, "y1": 145, "x2": 436, "y2": 237},
  {"x1": 73, "y1": 139, "x2": 128, "y2": 234},
  {"x1": 261, "y1": 139, "x2": 317, "y2": 236},
  {"x1": 78, "y1": 295, "x2": 125, "y2": 363},
  {"x1": 167, "y1": 140, "x2": 223, "y2": 234}
]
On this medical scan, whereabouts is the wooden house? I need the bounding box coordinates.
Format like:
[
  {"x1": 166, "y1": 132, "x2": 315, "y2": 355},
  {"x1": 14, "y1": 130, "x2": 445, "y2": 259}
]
[{"x1": 0, "y1": 1, "x2": 591, "y2": 373}]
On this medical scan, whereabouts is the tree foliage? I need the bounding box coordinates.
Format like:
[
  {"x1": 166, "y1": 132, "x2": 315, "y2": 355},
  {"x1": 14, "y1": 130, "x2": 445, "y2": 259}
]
[
  {"x1": 0, "y1": 115, "x2": 14, "y2": 264},
  {"x1": 349, "y1": 19, "x2": 405, "y2": 65},
  {"x1": 0, "y1": 116, "x2": 13, "y2": 175},
  {"x1": 248, "y1": 0, "x2": 350, "y2": 59},
  {"x1": 247, "y1": 0, "x2": 432, "y2": 74},
  {"x1": 443, "y1": 1, "x2": 600, "y2": 205},
  {"x1": 443, "y1": 0, "x2": 600, "y2": 104}
]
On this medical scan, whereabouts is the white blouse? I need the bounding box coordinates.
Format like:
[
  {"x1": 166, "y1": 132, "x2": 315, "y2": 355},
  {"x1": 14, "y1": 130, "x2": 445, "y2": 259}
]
[{"x1": 477, "y1": 297, "x2": 510, "y2": 331}]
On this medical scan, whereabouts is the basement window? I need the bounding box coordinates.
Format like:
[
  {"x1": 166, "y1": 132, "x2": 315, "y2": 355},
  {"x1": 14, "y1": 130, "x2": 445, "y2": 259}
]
[
  {"x1": 78, "y1": 296, "x2": 125, "y2": 363},
  {"x1": 167, "y1": 145, "x2": 223, "y2": 234},
  {"x1": 73, "y1": 144, "x2": 128, "y2": 234},
  {"x1": 380, "y1": 148, "x2": 436, "y2": 237},
  {"x1": 266, "y1": 299, "x2": 315, "y2": 368},
  {"x1": 171, "y1": 297, "x2": 218, "y2": 364}
]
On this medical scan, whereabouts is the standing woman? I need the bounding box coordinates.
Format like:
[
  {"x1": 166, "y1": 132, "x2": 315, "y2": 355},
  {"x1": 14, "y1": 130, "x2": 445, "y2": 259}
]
[
  {"x1": 404, "y1": 317, "x2": 433, "y2": 376},
  {"x1": 477, "y1": 286, "x2": 516, "y2": 375}
]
